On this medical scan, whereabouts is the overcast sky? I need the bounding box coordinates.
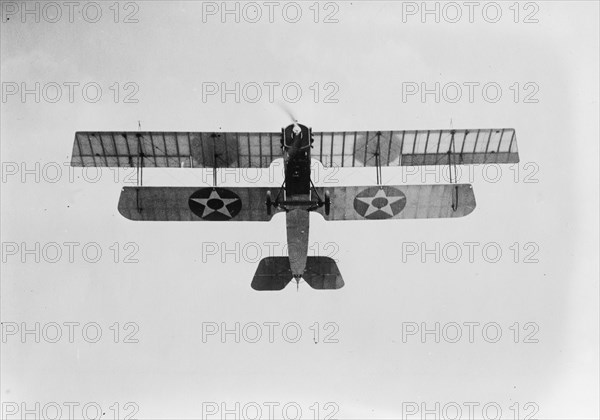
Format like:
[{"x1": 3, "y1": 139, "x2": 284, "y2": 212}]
[{"x1": 1, "y1": 1, "x2": 599, "y2": 419}]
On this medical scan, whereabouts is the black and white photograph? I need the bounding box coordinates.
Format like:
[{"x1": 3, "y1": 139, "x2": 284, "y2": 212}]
[{"x1": 1, "y1": 1, "x2": 599, "y2": 419}]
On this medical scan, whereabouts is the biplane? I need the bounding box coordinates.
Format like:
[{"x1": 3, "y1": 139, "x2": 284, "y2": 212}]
[{"x1": 70, "y1": 123, "x2": 519, "y2": 291}]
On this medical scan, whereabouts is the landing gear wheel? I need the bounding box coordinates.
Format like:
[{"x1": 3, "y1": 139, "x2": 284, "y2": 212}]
[
  {"x1": 266, "y1": 191, "x2": 272, "y2": 215},
  {"x1": 324, "y1": 190, "x2": 331, "y2": 215}
]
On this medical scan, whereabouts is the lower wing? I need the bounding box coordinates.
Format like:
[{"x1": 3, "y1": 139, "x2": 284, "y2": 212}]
[
  {"x1": 315, "y1": 184, "x2": 475, "y2": 220},
  {"x1": 118, "y1": 186, "x2": 282, "y2": 221},
  {"x1": 117, "y1": 184, "x2": 475, "y2": 221}
]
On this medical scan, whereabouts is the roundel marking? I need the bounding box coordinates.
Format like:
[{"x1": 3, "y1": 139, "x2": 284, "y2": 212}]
[
  {"x1": 353, "y1": 186, "x2": 407, "y2": 220},
  {"x1": 188, "y1": 188, "x2": 242, "y2": 221}
]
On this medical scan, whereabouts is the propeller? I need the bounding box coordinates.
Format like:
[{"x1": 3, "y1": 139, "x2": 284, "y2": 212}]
[{"x1": 276, "y1": 101, "x2": 298, "y2": 125}]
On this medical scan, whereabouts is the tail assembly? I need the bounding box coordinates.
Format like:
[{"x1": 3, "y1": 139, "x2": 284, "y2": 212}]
[
  {"x1": 251, "y1": 257, "x2": 293, "y2": 291},
  {"x1": 302, "y1": 257, "x2": 344, "y2": 289},
  {"x1": 251, "y1": 256, "x2": 344, "y2": 291}
]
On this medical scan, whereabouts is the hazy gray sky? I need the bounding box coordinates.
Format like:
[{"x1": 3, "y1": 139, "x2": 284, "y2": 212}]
[{"x1": 1, "y1": 1, "x2": 598, "y2": 419}]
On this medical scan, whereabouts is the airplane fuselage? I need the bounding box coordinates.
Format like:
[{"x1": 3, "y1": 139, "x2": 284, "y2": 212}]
[{"x1": 281, "y1": 123, "x2": 313, "y2": 279}]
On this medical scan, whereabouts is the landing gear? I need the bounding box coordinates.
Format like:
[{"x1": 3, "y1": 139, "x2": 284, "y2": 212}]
[
  {"x1": 269, "y1": 180, "x2": 329, "y2": 214},
  {"x1": 266, "y1": 191, "x2": 272, "y2": 215}
]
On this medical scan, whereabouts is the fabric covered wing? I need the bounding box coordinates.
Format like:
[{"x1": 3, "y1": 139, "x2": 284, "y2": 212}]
[
  {"x1": 315, "y1": 184, "x2": 475, "y2": 220},
  {"x1": 311, "y1": 129, "x2": 518, "y2": 167},
  {"x1": 118, "y1": 186, "x2": 283, "y2": 221},
  {"x1": 71, "y1": 131, "x2": 281, "y2": 168}
]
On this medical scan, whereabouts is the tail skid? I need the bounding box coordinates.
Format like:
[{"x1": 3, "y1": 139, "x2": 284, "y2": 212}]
[{"x1": 251, "y1": 257, "x2": 344, "y2": 291}]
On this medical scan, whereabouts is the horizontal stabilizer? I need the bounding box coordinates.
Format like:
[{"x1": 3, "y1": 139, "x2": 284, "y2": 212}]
[
  {"x1": 303, "y1": 257, "x2": 344, "y2": 290},
  {"x1": 251, "y1": 257, "x2": 292, "y2": 291}
]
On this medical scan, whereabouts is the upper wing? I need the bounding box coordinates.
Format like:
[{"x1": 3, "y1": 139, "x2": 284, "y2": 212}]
[
  {"x1": 311, "y1": 129, "x2": 518, "y2": 167},
  {"x1": 118, "y1": 186, "x2": 282, "y2": 221},
  {"x1": 315, "y1": 184, "x2": 475, "y2": 220},
  {"x1": 71, "y1": 131, "x2": 281, "y2": 168}
]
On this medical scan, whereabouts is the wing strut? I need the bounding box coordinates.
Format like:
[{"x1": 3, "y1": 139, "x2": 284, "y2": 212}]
[
  {"x1": 211, "y1": 133, "x2": 218, "y2": 187},
  {"x1": 136, "y1": 122, "x2": 144, "y2": 213},
  {"x1": 375, "y1": 131, "x2": 383, "y2": 186},
  {"x1": 136, "y1": 122, "x2": 145, "y2": 187},
  {"x1": 447, "y1": 130, "x2": 459, "y2": 212}
]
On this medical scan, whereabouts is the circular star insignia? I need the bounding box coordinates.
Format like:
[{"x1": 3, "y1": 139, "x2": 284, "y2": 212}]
[
  {"x1": 353, "y1": 186, "x2": 406, "y2": 220},
  {"x1": 188, "y1": 188, "x2": 242, "y2": 221}
]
